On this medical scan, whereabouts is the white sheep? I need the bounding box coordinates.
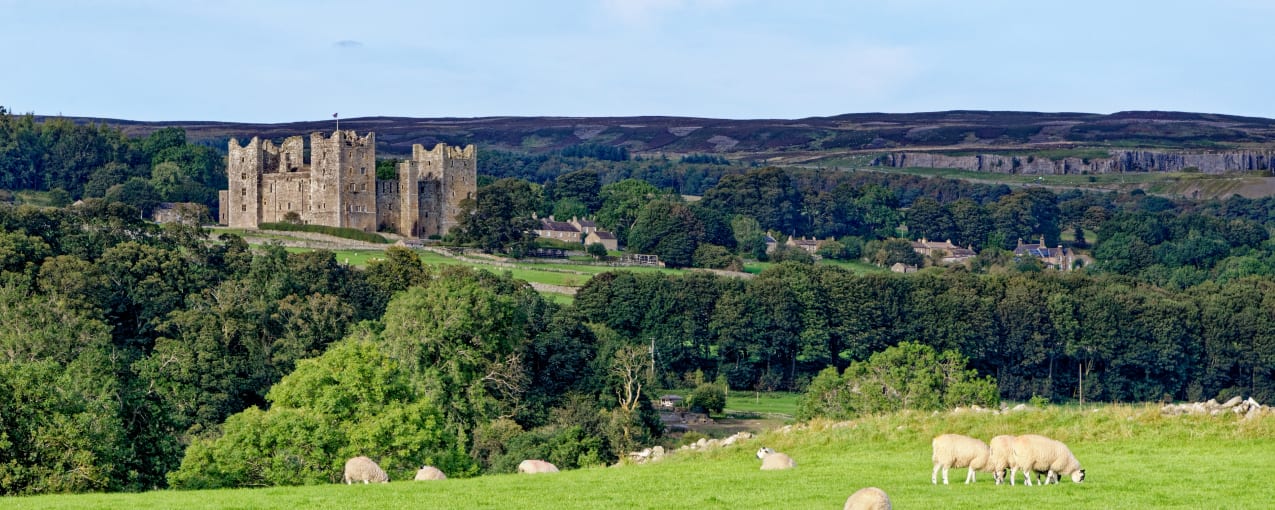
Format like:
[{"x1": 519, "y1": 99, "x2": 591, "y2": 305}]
[
  {"x1": 988, "y1": 435, "x2": 1015, "y2": 485},
  {"x1": 931, "y1": 434, "x2": 990, "y2": 484},
  {"x1": 843, "y1": 487, "x2": 891, "y2": 510},
  {"x1": 413, "y1": 465, "x2": 446, "y2": 480},
  {"x1": 756, "y1": 447, "x2": 797, "y2": 470},
  {"x1": 343, "y1": 456, "x2": 389, "y2": 484},
  {"x1": 517, "y1": 459, "x2": 560, "y2": 474},
  {"x1": 1010, "y1": 434, "x2": 1085, "y2": 486}
]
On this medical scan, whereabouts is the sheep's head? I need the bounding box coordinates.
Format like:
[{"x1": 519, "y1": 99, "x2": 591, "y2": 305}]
[
  {"x1": 1072, "y1": 469, "x2": 1085, "y2": 483},
  {"x1": 756, "y1": 447, "x2": 775, "y2": 459}
]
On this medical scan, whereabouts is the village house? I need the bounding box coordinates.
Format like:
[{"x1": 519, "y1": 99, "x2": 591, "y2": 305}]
[
  {"x1": 785, "y1": 236, "x2": 824, "y2": 254},
  {"x1": 570, "y1": 217, "x2": 599, "y2": 235},
  {"x1": 534, "y1": 218, "x2": 582, "y2": 243},
  {"x1": 763, "y1": 233, "x2": 778, "y2": 254},
  {"x1": 1014, "y1": 236, "x2": 1075, "y2": 270},
  {"x1": 585, "y1": 230, "x2": 618, "y2": 251},
  {"x1": 910, "y1": 237, "x2": 977, "y2": 264}
]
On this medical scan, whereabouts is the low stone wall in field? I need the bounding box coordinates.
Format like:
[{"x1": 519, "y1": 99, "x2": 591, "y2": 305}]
[{"x1": 1161, "y1": 396, "x2": 1267, "y2": 419}]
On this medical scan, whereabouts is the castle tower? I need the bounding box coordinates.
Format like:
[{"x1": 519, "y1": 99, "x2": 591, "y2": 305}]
[
  {"x1": 394, "y1": 143, "x2": 476, "y2": 237},
  {"x1": 309, "y1": 130, "x2": 376, "y2": 231},
  {"x1": 226, "y1": 137, "x2": 263, "y2": 228}
]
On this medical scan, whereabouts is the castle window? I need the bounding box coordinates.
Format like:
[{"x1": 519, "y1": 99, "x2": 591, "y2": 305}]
[
  {"x1": 241, "y1": 173, "x2": 246, "y2": 180},
  {"x1": 360, "y1": 167, "x2": 365, "y2": 175},
  {"x1": 241, "y1": 204, "x2": 246, "y2": 212}
]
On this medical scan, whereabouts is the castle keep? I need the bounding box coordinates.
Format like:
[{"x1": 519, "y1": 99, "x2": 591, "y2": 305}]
[{"x1": 219, "y1": 131, "x2": 475, "y2": 237}]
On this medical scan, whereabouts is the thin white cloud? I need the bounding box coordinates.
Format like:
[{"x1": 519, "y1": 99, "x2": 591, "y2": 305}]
[
  {"x1": 334, "y1": 40, "x2": 363, "y2": 48},
  {"x1": 598, "y1": 0, "x2": 738, "y2": 26}
]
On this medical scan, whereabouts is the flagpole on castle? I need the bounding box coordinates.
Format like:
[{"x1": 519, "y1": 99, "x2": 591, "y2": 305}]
[{"x1": 333, "y1": 112, "x2": 339, "y2": 133}]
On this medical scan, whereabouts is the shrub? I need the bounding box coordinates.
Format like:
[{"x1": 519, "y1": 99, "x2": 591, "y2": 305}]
[
  {"x1": 795, "y1": 342, "x2": 999, "y2": 420},
  {"x1": 693, "y1": 243, "x2": 743, "y2": 271},
  {"x1": 688, "y1": 383, "x2": 726, "y2": 415}
]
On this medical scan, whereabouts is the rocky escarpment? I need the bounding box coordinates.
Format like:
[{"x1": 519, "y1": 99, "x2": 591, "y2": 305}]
[{"x1": 880, "y1": 150, "x2": 1275, "y2": 175}]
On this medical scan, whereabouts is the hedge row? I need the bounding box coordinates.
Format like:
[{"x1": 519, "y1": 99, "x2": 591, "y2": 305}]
[{"x1": 258, "y1": 222, "x2": 391, "y2": 244}]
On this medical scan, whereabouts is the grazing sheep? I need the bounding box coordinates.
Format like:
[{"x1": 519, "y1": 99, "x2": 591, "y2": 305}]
[
  {"x1": 1010, "y1": 434, "x2": 1085, "y2": 486},
  {"x1": 413, "y1": 465, "x2": 446, "y2": 481},
  {"x1": 931, "y1": 434, "x2": 990, "y2": 484},
  {"x1": 843, "y1": 487, "x2": 891, "y2": 510},
  {"x1": 756, "y1": 447, "x2": 797, "y2": 470},
  {"x1": 517, "y1": 459, "x2": 559, "y2": 474},
  {"x1": 343, "y1": 456, "x2": 389, "y2": 484},
  {"x1": 988, "y1": 435, "x2": 1015, "y2": 485}
]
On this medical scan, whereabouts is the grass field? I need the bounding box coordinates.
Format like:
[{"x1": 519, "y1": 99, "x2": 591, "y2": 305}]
[{"x1": 10, "y1": 405, "x2": 1273, "y2": 509}]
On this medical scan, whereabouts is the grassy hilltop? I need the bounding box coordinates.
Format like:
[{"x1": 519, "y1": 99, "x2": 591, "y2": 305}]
[{"x1": 10, "y1": 405, "x2": 1273, "y2": 510}]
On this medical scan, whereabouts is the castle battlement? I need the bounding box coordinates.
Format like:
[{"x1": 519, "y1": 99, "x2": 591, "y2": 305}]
[{"x1": 221, "y1": 130, "x2": 475, "y2": 238}]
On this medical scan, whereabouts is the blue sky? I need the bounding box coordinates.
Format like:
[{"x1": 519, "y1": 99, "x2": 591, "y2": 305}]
[{"x1": 3, "y1": 0, "x2": 1272, "y2": 122}]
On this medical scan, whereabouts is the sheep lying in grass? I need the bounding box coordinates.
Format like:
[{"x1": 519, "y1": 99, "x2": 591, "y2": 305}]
[
  {"x1": 843, "y1": 487, "x2": 891, "y2": 510},
  {"x1": 517, "y1": 459, "x2": 559, "y2": 474},
  {"x1": 343, "y1": 456, "x2": 389, "y2": 484},
  {"x1": 931, "y1": 434, "x2": 990, "y2": 484},
  {"x1": 756, "y1": 447, "x2": 796, "y2": 470},
  {"x1": 988, "y1": 435, "x2": 1015, "y2": 485},
  {"x1": 1010, "y1": 434, "x2": 1085, "y2": 485},
  {"x1": 414, "y1": 465, "x2": 446, "y2": 481}
]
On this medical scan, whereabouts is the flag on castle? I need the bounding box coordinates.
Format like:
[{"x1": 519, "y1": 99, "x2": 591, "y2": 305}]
[{"x1": 333, "y1": 113, "x2": 338, "y2": 118}]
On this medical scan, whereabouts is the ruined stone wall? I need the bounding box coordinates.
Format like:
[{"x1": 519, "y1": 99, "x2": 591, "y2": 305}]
[
  {"x1": 260, "y1": 173, "x2": 311, "y2": 224},
  {"x1": 375, "y1": 180, "x2": 400, "y2": 233},
  {"x1": 881, "y1": 150, "x2": 1275, "y2": 175}
]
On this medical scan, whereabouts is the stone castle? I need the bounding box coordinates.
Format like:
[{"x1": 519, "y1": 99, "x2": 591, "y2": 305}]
[{"x1": 219, "y1": 131, "x2": 475, "y2": 238}]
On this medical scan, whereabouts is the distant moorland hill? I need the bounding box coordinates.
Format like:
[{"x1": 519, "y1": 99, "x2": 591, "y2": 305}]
[{"x1": 43, "y1": 110, "x2": 1275, "y2": 162}]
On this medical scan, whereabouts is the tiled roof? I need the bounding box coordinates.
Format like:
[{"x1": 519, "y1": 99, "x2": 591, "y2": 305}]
[
  {"x1": 591, "y1": 231, "x2": 617, "y2": 239},
  {"x1": 540, "y1": 220, "x2": 579, "y2": 232}
]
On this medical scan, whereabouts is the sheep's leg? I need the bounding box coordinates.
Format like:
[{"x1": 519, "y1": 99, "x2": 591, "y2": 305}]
[
  {"x1": 932, "y1": 464, "x2": 940, "y2": 484},
  {"x1": 1010, "y1": 466, "x2": 1018, "y2": 486},
  {"x1": 1024, "y1": 468, "x2": 1033, "y2": 486},
  {"x1": 965, "y1": 467, "x2": 975, "y2": 484}
]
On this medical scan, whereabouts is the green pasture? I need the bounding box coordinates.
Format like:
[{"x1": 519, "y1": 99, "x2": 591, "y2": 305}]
[
  {"x1": 11, "y1": 405, "x2": 1273, "y2": 509},
  {"x1": 724, "y1": 390, "x2": 801, "y2": 417}
]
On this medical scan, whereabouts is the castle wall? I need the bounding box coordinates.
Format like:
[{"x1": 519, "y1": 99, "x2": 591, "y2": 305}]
[
  {"x1": 375, "y1": 180, "x2": 401, "y2": 233},
  {"x1": 260, "y1": 173, "x2": 311, "y2": 223},
  {"x1": 222, "y1": 131, "x2": 475, "y2": 238}
]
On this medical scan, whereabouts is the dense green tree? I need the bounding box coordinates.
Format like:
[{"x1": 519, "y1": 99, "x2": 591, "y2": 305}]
[
  {"x1": 627, "y1": 200, "x2": 705, "y2": 268},
  {"x1": 452, "y1": 178, "x2": 540, "y2": 255},
  {"x1": 379, "y1": 269, "x2": 537, "y2": 435},
  {"x1": 596, "y1": 179, "x2": 671, "y2": 245},
  {"x1": 700, "y1": 167, "x2": 803, "y2": 234}
]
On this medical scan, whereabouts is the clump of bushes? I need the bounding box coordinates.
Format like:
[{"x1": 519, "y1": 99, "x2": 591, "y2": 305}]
[{"x1": 796, "y1": 342, "x2": 999, "y2": 420}]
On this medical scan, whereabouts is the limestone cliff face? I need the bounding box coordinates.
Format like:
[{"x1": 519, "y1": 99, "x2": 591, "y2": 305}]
[{"x1": 881, "y1": 150, "x2": 1275, "y2": 175}]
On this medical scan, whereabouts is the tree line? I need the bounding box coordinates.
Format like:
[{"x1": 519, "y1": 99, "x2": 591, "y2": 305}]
[
  {"x1": 0, "y1": 108, "x2": 224, "y2": 215},
  {"x1": 575, "y1": 265, "x2": 1275, "y2": 405}
]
